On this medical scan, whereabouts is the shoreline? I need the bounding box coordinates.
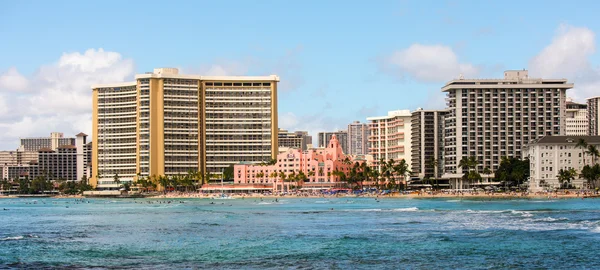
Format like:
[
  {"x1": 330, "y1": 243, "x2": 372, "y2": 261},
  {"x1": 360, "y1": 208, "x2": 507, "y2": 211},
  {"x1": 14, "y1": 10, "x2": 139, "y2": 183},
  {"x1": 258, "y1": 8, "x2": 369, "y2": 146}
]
[{"x1": 0, "y1": 192, "x2": 594, "y2": 200}]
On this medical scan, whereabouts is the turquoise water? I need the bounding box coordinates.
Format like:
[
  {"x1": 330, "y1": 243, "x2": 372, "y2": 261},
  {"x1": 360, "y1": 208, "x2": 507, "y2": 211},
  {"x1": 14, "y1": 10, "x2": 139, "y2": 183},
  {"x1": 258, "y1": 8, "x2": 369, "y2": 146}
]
[{"x1": 2, "y1": 197, "x2": 600, "y2": 269}]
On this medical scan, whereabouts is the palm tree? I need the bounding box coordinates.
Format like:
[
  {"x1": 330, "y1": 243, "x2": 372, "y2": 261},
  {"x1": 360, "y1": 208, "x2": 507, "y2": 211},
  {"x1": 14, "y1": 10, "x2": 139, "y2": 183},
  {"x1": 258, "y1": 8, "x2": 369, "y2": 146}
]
[
  {"x1": 307, "y1": 170, "x2": 315, "y2": 182},
  {"x1": 577, "y1": 139, "x2": 588, "y2": 165},
  {"x1": 557, "y1": 168, "x2": 577, "y2": 190},
  {"x1": 587, "y1": 145, "x2": 600, "y2": 165},
  {"x1": 458, "y1": 156, "x2": 478, "y2": 189},
  {"x1": 393, "y1": 159, "x2": 411, "y2": 190},
  {"x1": 113, "y1": 174, "x2": 121, "y2": 189},
  {"x1": 296, "y1": 171, "x2": 307, "y2": 190}
]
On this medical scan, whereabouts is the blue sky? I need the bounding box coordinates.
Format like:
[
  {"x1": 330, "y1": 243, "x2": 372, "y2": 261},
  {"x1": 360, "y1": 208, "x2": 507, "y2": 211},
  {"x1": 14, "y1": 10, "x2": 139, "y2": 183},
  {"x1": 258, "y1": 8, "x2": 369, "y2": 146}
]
[{"x1": 1, "y1": 0, "x2": 600, "y2": 149}]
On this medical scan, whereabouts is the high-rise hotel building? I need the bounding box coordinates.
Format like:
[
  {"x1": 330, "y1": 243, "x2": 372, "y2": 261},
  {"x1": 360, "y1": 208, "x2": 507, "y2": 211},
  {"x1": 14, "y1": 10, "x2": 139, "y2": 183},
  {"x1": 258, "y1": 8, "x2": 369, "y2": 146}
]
[
  {"x1": 442, "y1": 70, "x2": 572, "y2": 187},
  {"x1": 411, "y1": 109, "x2": 447, "y2": 179},
  {"x1": 367, "y1": 110, "x2": 412, "y2": 172},
  {"x1": 588, "y1": 97, "x2": 600, "y2": 136},
  {"x1": 91, "y1": 68, "x2": 279, "y2": 189},
  {"x1": 564, "y1": 98, "x2": 588, "y2": 136}
]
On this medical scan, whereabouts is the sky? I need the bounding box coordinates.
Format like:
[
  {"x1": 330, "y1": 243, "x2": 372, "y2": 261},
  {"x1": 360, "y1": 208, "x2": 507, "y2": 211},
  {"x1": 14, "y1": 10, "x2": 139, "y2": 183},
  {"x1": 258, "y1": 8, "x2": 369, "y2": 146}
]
[{"x1": 1, "y1": 0, "x2": 600, "y2": 150}]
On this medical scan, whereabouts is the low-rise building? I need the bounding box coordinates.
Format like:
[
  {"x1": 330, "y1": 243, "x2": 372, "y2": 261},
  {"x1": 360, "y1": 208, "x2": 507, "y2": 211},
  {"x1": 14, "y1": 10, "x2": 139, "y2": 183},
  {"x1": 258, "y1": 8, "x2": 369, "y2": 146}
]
[
  {"x1": 234, "y1": 135, "x2": 363, "y2": 191},
  {"x1": 525, "y1": 136, "x2": 600, "y2": 191}
]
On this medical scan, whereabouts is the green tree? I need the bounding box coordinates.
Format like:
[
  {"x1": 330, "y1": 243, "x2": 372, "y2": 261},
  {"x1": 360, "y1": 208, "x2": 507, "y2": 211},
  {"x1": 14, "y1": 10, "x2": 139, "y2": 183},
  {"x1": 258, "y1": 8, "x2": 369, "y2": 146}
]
[
  {"x1": 557, "y1": 168, "x2": 577, "y2": 189},
  {"x1": 113, "y1": 174, "x2": 121, "y2": 188},
  {"x1": 587, "y1": 145, "x2": 600, "y2": 164},
  {"x1": 581, "y1": 164, "x2": 600, "y2": 189},
  {"x1": 223, "y1": 165, "x2": 234, "y2": 180},
  {"x1": 495, "y1": 157, "x2": 530, "y2": 189},
  {"x1": 393, "y1": 159, "x2": 411, "y2": 190}
]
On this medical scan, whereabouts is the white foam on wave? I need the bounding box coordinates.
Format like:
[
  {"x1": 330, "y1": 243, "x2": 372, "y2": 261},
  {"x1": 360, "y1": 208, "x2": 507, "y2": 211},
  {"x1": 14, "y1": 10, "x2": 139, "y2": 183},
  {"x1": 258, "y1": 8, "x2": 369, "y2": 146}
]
[
  {"x1": 446, "y1": 200, "x2": 461, "y2": 202},
  {"x1": 511, "y1": 210, "x2": 533, "y2": 217},
  {"x1": 534, "y1": 217, "x2": 569, "y2": 222},
  {"x1": 392, "y1": 207, "x2": 419, "y2": 212},
  {"x1": 315, "y1": 201, "x2": 331, "y2": 204},
  {"x1": 257, "y1": 202, "x2": 272, "y2": 205},
  {"x1": 0, "y1": 234, "x2": 38, "y2": 241}
]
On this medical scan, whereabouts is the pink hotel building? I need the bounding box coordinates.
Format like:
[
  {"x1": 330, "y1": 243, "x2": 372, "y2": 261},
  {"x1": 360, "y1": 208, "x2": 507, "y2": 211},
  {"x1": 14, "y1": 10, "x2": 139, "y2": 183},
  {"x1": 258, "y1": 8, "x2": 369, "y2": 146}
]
[{"x1": 234, "y1": 135, "x2": 364, "y2": 191}]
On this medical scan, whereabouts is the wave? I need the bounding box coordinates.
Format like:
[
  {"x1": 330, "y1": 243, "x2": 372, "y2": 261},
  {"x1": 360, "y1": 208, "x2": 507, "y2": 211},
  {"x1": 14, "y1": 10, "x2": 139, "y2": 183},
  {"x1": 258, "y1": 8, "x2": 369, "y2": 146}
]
[
  {"x1": 392, "y1": 207, "x2": 419, "y2": 212},
  {"x1": 533, "y1": 217, "x2": 569, "y2": 222},
  {"x1": 0, "y1": 234, "x2": 38, "y2": 241}
]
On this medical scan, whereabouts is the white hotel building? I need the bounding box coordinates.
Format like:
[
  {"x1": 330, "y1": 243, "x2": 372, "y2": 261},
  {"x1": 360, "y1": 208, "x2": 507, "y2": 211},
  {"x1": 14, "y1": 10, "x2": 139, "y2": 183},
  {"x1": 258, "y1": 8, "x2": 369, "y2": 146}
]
[
  {"x1": 367, "y1": 110, "x2": 412, "y2": 172},
  {"x1": 441, "y1": 70, "x2": 572, "y2": 189},
  {"x1": 525, "y1": 136, "x2": 600, "y2": 191}
]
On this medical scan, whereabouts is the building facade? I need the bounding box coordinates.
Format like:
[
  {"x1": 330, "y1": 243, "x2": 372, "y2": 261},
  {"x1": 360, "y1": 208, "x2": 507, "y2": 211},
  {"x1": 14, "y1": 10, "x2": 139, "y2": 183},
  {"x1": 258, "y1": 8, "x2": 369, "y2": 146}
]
[
  {"x1": 588, "y1": 97, "x2": 600, "y2": 136},
  {"x1": 91, "y1": 68, "x2": 279, "y2": 189},
  {"x1": 442, "y1": 70, "x2": 572, "y2": 188},
  {"x1": 234, "y1": 135, "x2": 362, "y2": 191},
  {"x1": 348, "y1": 121, "x2": 369, "y2": 156},
  {"x1": 367, "y1": 110, "x2": 412, "y2": 171},
  {"x1": 278, "y1": 129, "x2": 312, "y2": 151},
  {"x1": 565, "y1": 99, "x2": 588, "y2": 136},
  {"x1": 20, "y1": 132, "x2": 75, "y2": 152},
  {"x1": 317, "y1": 131, "x2": 349, "y2": 154},
  {"x1": 28, "y1": 146, "x2": 78, "y2": 181},
  {"x1": 525, "y1": 136, "x2": 600, "y2": 191},
  {"x1": 411, "y1": 109, "x2": 447, "y2": 179}
]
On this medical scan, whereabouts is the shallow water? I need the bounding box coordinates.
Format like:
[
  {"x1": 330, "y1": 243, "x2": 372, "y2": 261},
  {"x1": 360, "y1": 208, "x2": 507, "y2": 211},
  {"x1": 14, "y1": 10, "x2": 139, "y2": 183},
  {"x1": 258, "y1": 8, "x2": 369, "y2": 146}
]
[{"x1": 1, "y1": 197, "x2": 600, "y2": 269}]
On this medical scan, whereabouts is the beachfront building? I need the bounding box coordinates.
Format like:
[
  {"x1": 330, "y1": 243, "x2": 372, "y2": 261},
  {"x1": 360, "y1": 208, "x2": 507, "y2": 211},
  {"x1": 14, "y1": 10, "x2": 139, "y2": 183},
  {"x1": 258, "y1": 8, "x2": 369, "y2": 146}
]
[
  {"x1": 234, "y1": 135, "x2": 362, "y2": 191},
  {"x1": 318, "y1": 131, "x2": 349, "y2": 154},
  {"x1": 411, "y1": 108, "x2": 447, "y2": 180},
  {"x1": 367, "y1": 110, "x2": 412, "y2": 172},
  {"x1": 91, "y1": 68, "x2": 279, "y2": 189},
  {"x1": 525, "y1": 136, "x2": 600, "y2": 191},
  {"x1": 348, "y1": 121, "x2": 369, "y2": 156},
  {"x1": 278, "y1": 129, "x2": 312, "y2": 151},
  {"x1": 442, "y1": 70, "x2": 572, "y2": 189},
  {"x1": 565, "y1": 98, "x2": 588, "y2": 136},
  {"x1": 20, "y1": 132, "x2": 75, "y2": 152},
  {"x1": 588, "y1": 97, "x2": 600, "y2": 136}
]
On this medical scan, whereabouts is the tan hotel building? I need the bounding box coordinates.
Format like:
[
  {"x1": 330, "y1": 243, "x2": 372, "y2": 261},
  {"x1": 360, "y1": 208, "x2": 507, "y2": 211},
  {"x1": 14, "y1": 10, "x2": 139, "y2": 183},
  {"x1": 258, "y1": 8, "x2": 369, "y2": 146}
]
[{"x1": 91, "y1": 68, "x2": 279, "y2": 189}]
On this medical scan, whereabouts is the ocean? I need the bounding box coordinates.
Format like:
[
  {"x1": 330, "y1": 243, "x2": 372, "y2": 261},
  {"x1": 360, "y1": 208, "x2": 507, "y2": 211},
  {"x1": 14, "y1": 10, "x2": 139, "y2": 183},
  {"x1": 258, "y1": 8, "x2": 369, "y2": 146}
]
[{"x1": 1, "y1": 197, "x2": 600, "y2": 269}]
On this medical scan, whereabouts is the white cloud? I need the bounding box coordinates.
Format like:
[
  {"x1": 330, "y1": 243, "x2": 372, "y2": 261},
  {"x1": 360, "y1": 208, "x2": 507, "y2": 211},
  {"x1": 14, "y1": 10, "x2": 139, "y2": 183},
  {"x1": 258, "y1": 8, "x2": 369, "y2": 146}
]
[
  {"x1": 0, "y1": 48, "x2": 135, "y2": 149},
  {"x1": 0, "y1": 67, "x2": 28, "y2": 91},
  {"x1": 385, "y1": 44, "x2": 479, "y2": 82},
  {"x1": 529, "y1": 24, "x2": 599, "y2": 101}
]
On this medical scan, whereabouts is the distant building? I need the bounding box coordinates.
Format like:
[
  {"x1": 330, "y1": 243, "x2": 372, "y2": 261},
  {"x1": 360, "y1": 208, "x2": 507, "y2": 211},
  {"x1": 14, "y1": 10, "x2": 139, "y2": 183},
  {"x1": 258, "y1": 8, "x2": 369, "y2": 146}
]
[
  {"x1": 348, "y1": 121, "x2": 369, "y2": 155},
  {"x1": 278, "y1": 129, "x2": 312, "y2": 151},
  {"x1": 28, "y1": 146, "x2": 78, "y2": 181},
  {"x1": 588, "y1": 97, "x2": 600, "y2": 136},
  {"x1": 367, "y1": 110, "x2": 412, "y2": 172},
  {"x1": 20, "y1": 132, "x2": 75, "y2": 152},
  {"x1": 525, "y1": 136, "x2": 600, "y2": 191},
  {"x1": 234, "y1": 135, "x2": 363, "y2": 191},
  {"x1": 317, "y1": 131, "x2": 349, "y2": 154},
  {"x1": 411, "y1": 109, "x2": 447, "y2": 179},
  {"x1": 565, "y1": 98, "x2": 588, "y2": 136},
  {"x1": 1, "y1": 132, "x2": 91, "y2": 182},
  {"x1": 442, "y1": 70, "x2": 572, "y2": 189}
]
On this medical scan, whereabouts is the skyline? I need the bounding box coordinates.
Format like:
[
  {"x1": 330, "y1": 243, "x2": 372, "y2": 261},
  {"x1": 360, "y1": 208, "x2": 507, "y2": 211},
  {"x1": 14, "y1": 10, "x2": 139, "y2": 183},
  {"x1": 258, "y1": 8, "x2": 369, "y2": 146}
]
[{"x1": 2, "y1": 1, "x2": 600, "y2": 149}]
